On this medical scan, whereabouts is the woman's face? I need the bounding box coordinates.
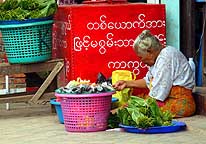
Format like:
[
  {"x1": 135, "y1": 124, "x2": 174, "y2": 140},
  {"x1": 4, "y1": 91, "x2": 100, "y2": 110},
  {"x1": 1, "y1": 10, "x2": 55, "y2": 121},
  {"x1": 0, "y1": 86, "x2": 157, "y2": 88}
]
[{"x1": 135, "y1": 47, "x2": 155, "y2": 66}]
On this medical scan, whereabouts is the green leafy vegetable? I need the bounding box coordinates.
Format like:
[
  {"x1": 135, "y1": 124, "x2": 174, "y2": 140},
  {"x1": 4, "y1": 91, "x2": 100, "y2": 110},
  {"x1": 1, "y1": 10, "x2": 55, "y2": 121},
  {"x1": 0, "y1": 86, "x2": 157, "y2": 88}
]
[
  {"x1": 0, "y1": 0, "x2": 20, "y2": 10},
  {"x1": 117, "y1": 96, "x2": 174, "y2": 129},
  {"x1": 0, "y1": 0, "x2": 57, "y2": 20},
  {"x1": 107, "y1": 113, "x2": 120, "y2": 129}
]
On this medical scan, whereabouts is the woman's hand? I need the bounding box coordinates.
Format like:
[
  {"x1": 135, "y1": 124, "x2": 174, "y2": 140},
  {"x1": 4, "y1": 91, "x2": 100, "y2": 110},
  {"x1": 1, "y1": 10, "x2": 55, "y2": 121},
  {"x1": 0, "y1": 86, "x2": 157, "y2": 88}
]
[{"x1": 112, "y1": 80, "x2": 127, "y2": 91}]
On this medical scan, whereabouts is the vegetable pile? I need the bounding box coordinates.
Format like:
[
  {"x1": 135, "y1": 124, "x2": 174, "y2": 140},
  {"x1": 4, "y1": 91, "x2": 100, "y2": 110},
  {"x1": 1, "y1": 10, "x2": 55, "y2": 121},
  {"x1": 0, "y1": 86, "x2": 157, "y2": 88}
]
[
  {"x1": 109, "y1": 96, "x2": 173, "y2": 129},
  {"x1": 0, "y1": 0, "x2": 57, "y2": 21},
  {"x1": 55, "y1": 78, "x2": 115, "y2": 94}
]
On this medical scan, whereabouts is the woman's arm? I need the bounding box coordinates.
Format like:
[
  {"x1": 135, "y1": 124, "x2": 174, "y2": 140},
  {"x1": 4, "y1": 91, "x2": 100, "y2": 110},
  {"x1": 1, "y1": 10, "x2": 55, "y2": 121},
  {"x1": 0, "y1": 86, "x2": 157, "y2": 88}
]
[
  {"x1": 126, "y1": 79, "x2": 147, "y2": 88},
  {"x1": 113, "y1": 79, "x2": 147, "y2": 91}
]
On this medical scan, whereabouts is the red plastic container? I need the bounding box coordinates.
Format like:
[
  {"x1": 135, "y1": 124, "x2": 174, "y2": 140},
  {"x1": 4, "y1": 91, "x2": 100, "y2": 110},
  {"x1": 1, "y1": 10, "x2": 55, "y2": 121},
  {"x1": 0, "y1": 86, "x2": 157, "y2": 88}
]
[{"x1": 52, "y1": 4, "x2": 166, "y2": 94}]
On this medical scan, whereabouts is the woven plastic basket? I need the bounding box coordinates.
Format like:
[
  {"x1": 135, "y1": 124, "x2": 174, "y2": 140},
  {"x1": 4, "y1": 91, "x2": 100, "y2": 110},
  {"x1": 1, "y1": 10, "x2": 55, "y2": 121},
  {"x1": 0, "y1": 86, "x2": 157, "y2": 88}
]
[
  {"x1": 56, "y1": 92, "x2": 115, "y2": 132},
  {"x1": 0, "y1": 20, "x2": 53, "y2": 64}
]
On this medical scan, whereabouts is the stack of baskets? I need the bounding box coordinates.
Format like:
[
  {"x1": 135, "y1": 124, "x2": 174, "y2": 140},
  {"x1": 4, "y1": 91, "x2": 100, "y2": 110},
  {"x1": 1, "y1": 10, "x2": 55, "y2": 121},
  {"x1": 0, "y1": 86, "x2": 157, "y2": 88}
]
[{"x1": 0, "y1": 18, "x2": 53, "y2": 64}]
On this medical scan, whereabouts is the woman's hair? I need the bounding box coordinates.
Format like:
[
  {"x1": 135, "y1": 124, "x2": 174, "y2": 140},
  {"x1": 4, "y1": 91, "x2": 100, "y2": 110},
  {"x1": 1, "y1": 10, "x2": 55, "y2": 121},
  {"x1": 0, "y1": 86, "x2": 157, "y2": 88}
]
[{"x1": 133, "y1": 30, "x2": 162, "y2": 55}]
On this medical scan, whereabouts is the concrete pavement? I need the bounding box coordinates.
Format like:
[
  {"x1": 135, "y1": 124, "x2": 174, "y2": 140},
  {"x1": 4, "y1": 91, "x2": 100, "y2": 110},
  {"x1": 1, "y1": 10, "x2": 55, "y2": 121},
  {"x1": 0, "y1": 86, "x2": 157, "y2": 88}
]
[{"x1": 0, "y1": 103, "x2": 206, "y2": 144}]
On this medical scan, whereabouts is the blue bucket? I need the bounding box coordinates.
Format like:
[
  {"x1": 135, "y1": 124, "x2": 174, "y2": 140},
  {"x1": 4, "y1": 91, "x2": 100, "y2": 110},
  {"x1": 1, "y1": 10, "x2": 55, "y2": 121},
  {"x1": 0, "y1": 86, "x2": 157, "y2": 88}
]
[
  {"x1": 112, "y1": 97, "x2": 118, "y2": 103},
  {"x1": 50, "y1": 99, "x2": 64, "y2": 124}
]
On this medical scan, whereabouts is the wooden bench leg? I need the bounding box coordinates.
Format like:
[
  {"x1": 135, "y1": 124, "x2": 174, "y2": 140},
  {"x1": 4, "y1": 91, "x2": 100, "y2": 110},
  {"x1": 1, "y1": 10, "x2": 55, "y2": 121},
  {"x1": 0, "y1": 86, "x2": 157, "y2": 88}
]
[{"x1": 29, "y1": 62, "x2": 64, "y2": 104}]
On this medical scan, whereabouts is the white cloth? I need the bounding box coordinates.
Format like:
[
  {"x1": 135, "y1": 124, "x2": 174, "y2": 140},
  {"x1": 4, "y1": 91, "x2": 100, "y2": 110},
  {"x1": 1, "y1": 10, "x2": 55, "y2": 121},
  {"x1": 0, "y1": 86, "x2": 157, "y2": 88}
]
[{"x1": 143, "y1": 46, "x2": 195, "y2": 101}]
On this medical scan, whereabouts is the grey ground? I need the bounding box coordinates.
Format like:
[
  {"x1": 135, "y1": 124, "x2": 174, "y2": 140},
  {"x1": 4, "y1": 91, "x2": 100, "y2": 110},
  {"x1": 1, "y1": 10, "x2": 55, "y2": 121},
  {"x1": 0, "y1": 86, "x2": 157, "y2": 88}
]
[{"x1": 0, "y1": 103, "x2": 206, "y2": 144}]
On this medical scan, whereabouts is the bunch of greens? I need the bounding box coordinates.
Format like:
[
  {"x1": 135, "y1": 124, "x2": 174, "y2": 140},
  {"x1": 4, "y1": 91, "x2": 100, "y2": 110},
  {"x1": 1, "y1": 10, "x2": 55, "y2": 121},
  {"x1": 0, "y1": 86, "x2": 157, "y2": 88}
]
[
  {"x1": 0, "y1": 0, "x2": 57, "y2": 21},
  {"x1": 117, "y1": 96, "x2": 173, "y2": 129},
  {"x1": 107, "y1": 113, "x2": 121, "y2": 129}
]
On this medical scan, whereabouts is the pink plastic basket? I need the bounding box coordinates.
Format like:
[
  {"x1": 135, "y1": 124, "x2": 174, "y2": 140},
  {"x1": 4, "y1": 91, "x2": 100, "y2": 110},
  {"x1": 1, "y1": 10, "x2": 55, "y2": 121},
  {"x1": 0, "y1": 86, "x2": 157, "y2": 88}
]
[{"x1": 55, "y1": 92, "x2": 115, "y2": 132}]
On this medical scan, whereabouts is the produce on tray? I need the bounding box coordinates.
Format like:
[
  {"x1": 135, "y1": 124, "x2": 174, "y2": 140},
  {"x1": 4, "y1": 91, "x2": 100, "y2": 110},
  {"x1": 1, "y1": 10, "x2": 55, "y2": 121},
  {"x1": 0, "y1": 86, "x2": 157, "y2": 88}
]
[
  {"x1": 55, "y1": 77, "x2": 115, "y2": 94},
  {"x1": 0, "y1": 0, "x2": 57, "y2": 20},
  {"x1": 118, "y1": 96, "x2": 173, "y2": 128},
  {"x1": 108, "y1": 96, "x2": 173, "y2": 129}
]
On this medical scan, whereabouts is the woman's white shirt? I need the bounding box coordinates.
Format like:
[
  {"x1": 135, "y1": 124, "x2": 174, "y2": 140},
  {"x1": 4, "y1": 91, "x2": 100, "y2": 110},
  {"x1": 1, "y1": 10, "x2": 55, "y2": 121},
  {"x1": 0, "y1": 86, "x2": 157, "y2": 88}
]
[{"x1": 143, "y1": 46, "x2": 195, "y2": 101}]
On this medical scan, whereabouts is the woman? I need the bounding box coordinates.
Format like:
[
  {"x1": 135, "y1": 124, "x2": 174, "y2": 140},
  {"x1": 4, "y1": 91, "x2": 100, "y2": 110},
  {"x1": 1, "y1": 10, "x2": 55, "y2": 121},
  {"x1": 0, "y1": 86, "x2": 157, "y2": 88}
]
[{"x1": 113, "y1": 30, "x2": 196, "y2": 117}]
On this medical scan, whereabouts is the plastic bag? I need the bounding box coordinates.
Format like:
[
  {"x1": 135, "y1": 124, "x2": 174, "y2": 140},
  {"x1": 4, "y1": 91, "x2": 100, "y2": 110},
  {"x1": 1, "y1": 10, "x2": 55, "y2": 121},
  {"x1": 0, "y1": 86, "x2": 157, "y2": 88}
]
[
  {"x1": 112, "y1": 70, "x2": 136, "y2": 107},
  {"x1": 96, "y1": 72, "x2": 112, "y2": 85}
]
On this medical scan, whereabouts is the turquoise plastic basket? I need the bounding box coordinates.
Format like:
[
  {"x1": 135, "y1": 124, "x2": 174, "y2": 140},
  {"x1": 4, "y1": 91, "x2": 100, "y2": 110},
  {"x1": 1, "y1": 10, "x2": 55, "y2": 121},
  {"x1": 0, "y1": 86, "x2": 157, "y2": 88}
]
[{"x1": 0, "y1": 20, "x2": 53, "y2": 64}]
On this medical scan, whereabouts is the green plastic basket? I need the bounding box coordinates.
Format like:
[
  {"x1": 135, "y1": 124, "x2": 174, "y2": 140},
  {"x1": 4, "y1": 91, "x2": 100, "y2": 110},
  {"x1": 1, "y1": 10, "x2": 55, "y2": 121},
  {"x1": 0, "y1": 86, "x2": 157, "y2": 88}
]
[{"x1": 0, "y1": 20, "x2": 53, "y2": 64}]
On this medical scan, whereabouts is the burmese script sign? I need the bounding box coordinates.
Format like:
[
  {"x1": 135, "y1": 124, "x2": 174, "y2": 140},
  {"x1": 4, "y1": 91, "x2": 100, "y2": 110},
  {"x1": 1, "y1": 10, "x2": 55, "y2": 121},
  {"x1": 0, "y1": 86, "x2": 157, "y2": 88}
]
[{"x1": 53, "y1": 4, "x2": 166, "y2": 83}]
